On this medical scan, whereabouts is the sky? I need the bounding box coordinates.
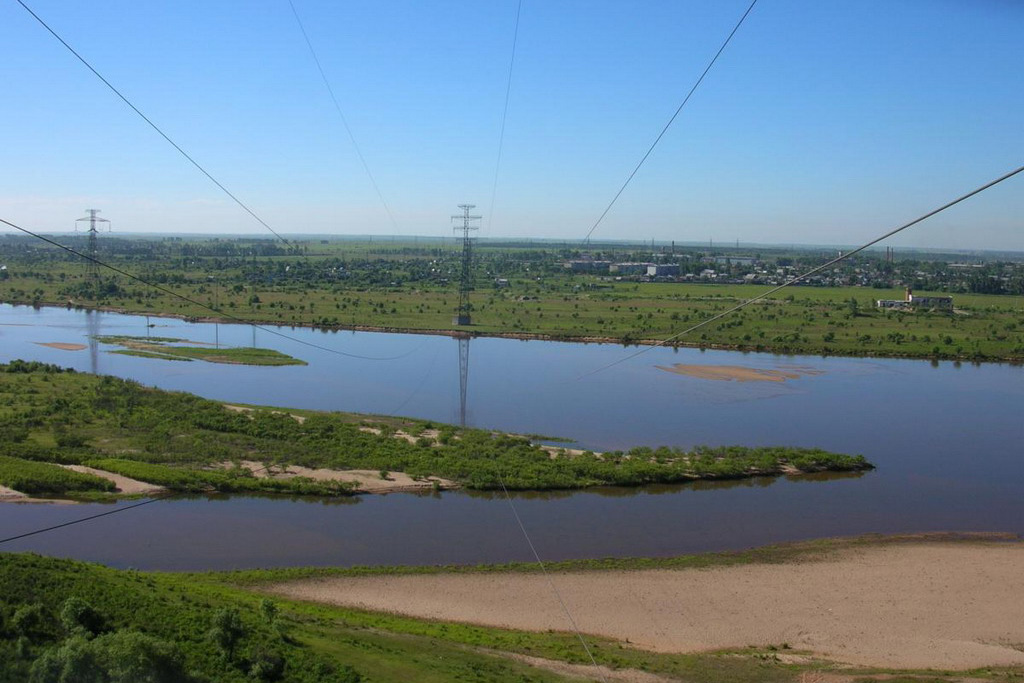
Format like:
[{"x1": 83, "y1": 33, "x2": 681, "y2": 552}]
[{"x1": 1, "y1": 0, "x2": 1022, "y2": 250}]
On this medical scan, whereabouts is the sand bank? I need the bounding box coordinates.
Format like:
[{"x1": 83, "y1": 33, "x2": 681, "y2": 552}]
[
  {"x1": 33, "y1": 342, "x2": 86, "y2": 351},
  {"x1": 61, "y1": 465, "x2": 165, "y2": 495},
  {"x1": 232, "y1": 461, "x2": 454, "y2": 494},
  {"x1": 656, "y1": 363, "x2": 822, "y2": 382},
  {"x1": 267, "y1": 541, "x2": 1024, "y2": 670}
]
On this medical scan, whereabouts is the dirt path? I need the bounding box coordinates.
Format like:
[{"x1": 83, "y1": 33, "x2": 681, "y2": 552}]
[
  {"x1": 267, "y1": 542, "x2": 1024, "y2": 670},
  {"x1": 61, "y1": 465, "x2": 165, "y2": 495}
]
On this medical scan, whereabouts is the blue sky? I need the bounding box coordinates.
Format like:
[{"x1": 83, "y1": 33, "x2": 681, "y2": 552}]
[{"x1": 1, "y1": 0, "x2": 1021, "y2": 249}]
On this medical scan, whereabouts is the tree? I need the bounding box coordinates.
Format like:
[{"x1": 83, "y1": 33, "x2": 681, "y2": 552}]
[
  {"x1": 95, "y1": 631, "x2": 185, "y2": 683},
  {"x1": 208, "y1": 608, "x2": 245, "y2": 662},
  {"x1": 846, "y1": 297, "x2": 859, "y2": 317},
  {"x1": 29, "y1": 636, "x2": 103, "y2": 683},
  {"x1": 59, "y1": 598, "x2": 104, "y2": 637}
]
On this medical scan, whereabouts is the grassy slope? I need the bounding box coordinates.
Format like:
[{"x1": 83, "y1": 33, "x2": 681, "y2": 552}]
[{"x1": 0, "y1": 362, "x2": 871, "y2": 498}]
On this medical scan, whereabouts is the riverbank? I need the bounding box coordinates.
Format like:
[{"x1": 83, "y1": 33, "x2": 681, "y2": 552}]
[
  {"x1": 263, "y1": 533, "x2": 1024, "y2": 670},
  {"x1": 14, "y1": 536, "x2": 1023, "y2": 683},
  {"x1": 8, "y1": 298, "x2": 1024, "y2": 364}
]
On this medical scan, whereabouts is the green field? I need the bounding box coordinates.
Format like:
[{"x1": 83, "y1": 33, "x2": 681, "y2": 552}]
[
  {"x1": 2, "y1": 236, "x2": 1022, "y2": 361},
  {"x1": 0, "y1": 361, "x2": 870, "y2": 499}
]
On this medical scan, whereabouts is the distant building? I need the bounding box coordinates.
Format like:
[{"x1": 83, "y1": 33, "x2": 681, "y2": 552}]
[
  {"x1": 646, "y1": 264, "x2": 680, "y2": 277},
  {"x1": 563, "y1": 260, "x2": 611, "y2": 273},
  {"x1": 876, "y1": 288, "x2": 952, "y2": 310},
  {"x1": 609, "y1": 262, "x2": 652, "y2": 275}
]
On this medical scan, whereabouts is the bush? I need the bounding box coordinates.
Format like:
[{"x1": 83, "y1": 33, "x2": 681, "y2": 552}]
[{"x1": 0, "y1": 456, "x2": 115, "y2": 495}]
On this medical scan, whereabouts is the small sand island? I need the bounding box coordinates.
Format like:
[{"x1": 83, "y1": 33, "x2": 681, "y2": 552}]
[
  {"x1": 657, "y1": 363, "x2": 823, "y2": 382},
  {"x1": 33, "y1": 342, "x2": 87, "y2": 351},
  {"x1": 93, "y1": 335, "x2": 305, "y2": 366}
]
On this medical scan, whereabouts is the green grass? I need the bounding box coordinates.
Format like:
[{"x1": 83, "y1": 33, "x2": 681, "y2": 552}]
[
  {"x1": 0, "y1": 362, "x2": 872, "y2": 498},
  {"x1": 2, "y1": 240, "x2": 1021, "y2": 361},
  {"x1": 0, "y1": 455, "x2": 114, "y2": 495},
  {"x1": 111, "y1": 348, "x2": 193, "y2": 361},
  {"x1": 95, "y1": 336, "x2": 306, "y2": 366}
]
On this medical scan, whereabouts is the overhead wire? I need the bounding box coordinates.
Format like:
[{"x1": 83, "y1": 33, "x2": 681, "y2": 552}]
[
  {"x1": 0, "y1": 217, "x2": 417, "y2": 362},
  {"x1": 497, "y1": 474, "x2": 607, "y2": 681},
  {"x1": 582, "y1": 0, "x2": 759, "y2": 244},
  {"x1": 287, "y1": 0, "x2": 401, "y2": 233},
  {"x1": 0, "y1": 463, "x2": 274, "y2": 546},
  {"x1": 487, "y1": 0, "x2": 524, "y2": 231},
  {"x1": 13, "y1": 0, "x2": 294, "y2": 246},
  {"x1": 477, "y1": 3, "x2": 606, "y2": 675},
  {"x1": 578, "y1": 163, "x2": 1024, "y2": 379}
]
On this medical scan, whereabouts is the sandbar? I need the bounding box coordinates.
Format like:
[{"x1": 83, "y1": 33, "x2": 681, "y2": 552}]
[
  {"x1": 61, "y1": 465, "x2": 165, "y2": 495},
  {"x1": 229, "y1": 460, "x2": 454, "y2": 494},
  {"x1": 33, "y1": 342, "x2": 86, "y2": 351},
  {"x1": 656, "y1": 363, "x2": 822, "y2": 382},
  {"x1": 267, "y1": 541, "x2": 1024, "y2": 670}
]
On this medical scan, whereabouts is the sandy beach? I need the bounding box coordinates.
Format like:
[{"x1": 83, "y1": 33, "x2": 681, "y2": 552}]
[{"x1": 268, "y1": 540, "x2": 1024, "y2": 670}]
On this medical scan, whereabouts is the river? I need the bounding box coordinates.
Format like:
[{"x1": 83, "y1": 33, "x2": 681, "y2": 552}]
[{"x1": 1, "y1": 303, "x2": 1021, "y2": 570}]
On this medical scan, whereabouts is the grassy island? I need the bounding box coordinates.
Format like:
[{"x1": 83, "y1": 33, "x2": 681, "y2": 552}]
[
  {"x1": 93, "y1": 336, "x2": 305, "y2": 366},
  {"x1": 0, "y1": 361, "x2": 871, "y2": 500}
]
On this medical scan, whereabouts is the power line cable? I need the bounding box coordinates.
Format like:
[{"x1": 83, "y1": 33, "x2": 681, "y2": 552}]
[
  {"x1": 287, "y1": 0, "x2": 401, "y2": 233},
  {"x1": 14, "y1": 0, "x2": 293, "y2": 245},
  {"x1": 582, "y1": 0, "x2": 758, "y2": 244},
  {"x1": 497, "y1": 474, "x2": 607, "y2": 681},
  {"x1": 487, "y1": 0, "x2": 524, "y2": 231},
  {"x1": 0, "y1": 217, "x2": 416, "y2": 362},
  {"x1": 478, "y1": 4, "x2": 606, "y2": 673},
  {"x1": 0, "y1": 463, "x2": 273, "y2": 546},
  {"x1": 579, "y1": 163, "x2": 1024, "y2": 379}
]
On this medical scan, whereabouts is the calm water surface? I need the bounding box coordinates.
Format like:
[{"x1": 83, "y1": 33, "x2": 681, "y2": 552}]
[{"x1": 1, "y1": 304, "x2": 1021, "y2": 570}]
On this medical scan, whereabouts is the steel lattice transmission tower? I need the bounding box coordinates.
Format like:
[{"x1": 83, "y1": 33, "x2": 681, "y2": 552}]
[
  {"x1": 451, "y1": 204, "x2": 481, "y2": 326},
  {"x1": 75, "y1": 209, "x2": 110, "y2": 281}
]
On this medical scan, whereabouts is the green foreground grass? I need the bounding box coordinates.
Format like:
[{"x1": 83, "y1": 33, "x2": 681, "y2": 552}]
[
  {"x1": 0, "y1": 361, "x2": 872, "y2": 499},
  {"x1": 2, "y1": 534, "x2": 1020, "y2": 682}
]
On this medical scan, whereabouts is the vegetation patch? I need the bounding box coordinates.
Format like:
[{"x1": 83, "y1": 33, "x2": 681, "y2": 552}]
[
  {"x1": 0, "y1": 455, "x2": 114, "y2": 496},
  {"x1": 94, "y1": 336, "x2": 305, "y2": 366},
  {"x1": 0, "y1": 362, "x2": 871, "y2": 499}
]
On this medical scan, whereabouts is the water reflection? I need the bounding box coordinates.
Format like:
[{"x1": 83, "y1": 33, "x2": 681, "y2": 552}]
[
  {"x1": 463, "y1": 470, "x2": 869, "y2": 500},
  {"x1": 183, "y1": 492, "x2": 362, "y2": 507}
]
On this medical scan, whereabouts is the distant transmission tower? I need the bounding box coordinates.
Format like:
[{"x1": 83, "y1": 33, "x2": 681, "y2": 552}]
[
  {"x1": 75, "y1": 209, "x2": 110, "y2": 281},
  {"x1": 451, "y1": 204, "x2": 481, "y2": 326}
]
